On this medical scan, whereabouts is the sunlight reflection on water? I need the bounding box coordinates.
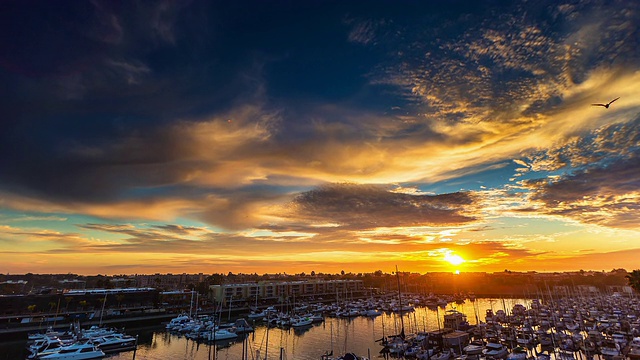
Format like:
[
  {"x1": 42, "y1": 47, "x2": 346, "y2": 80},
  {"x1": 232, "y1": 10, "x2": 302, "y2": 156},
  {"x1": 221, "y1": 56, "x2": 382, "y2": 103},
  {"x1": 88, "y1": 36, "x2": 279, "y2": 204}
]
[{"x1": 103, "y1": 298, "x2": 531, "y2": 360}]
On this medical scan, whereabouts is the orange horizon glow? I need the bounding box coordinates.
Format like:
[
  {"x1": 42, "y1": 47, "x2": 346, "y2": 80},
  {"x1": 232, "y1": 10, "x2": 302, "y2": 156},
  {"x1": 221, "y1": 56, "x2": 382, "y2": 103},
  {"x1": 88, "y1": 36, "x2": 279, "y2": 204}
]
[{"x1": 2, "y1": 242, "x2": 640, "y2": 276}]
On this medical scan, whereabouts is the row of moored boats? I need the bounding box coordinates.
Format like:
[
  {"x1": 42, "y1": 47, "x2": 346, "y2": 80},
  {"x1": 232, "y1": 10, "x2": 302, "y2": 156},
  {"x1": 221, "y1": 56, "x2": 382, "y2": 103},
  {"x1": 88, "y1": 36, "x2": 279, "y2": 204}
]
[{"x1": 26, "y1": 324, "x2": 137, "y2": 359}]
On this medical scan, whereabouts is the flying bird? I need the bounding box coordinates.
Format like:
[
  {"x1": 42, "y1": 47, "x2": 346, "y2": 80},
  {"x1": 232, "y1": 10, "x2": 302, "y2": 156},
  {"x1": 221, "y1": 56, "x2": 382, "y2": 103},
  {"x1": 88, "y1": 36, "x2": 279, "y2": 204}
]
[{"x1": 591, "y1": 97, "x2": 620, "y2": 108}]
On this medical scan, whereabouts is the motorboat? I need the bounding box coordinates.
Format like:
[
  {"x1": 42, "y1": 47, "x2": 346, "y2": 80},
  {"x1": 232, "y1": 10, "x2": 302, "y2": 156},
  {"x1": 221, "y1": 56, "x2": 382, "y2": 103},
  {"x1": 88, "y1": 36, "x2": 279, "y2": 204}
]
[
  {"x1": 232, "y1": 318, "x2": 254, "y2": 333},
  {"x1": 463, "y1": 343, "x2": 484, "y2": 356},
  {"x1": 506, "y1": 346, "x2": 528, "y2": 360},
  {"x1": 431, "y1": 350, "x2": 452, "y2": 360},
  {"x1": 206, "y1": 328, "x2": 238, "y2": 341},
  {"x1": 291, "y1": 316, "x2": 313, "y2": 328},
  {"x1": 91, "y1": 333, "x2": 137, "y2": 353},
  {"x1": 165, "y1": 314, "x2": 191, "y2": 330},
  {"x1": 28, "y1": 327, "x2": 68, "y2": 342},
  {"x1": 311, "y1": 313, "x2": 325, "y2": 322},
  {"x1": 247, "y1": 310, "x2": 266, "y2": 319},
  {"x1": 28, "y1": 338, "x2": 65, "y2": 359},
  {"x1": 483, "y1": 342, "x2": 509, "y2": 359},
  {"x1": 365, "y1": 309, "x2": 382, "y2": 317},
  {"x1": 628, "y1": 337, "x2": 640, "y2": 359},
  {"x1": 36, "y1": 342, "x2": 105, "y2": 360}
]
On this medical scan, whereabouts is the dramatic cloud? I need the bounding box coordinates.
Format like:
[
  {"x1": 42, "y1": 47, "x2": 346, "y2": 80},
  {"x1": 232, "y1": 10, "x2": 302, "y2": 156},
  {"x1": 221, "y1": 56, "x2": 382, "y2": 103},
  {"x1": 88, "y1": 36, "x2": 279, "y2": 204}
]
[
  {"x1": 1, "y1": 0, "x2": 640, "y2": 274},
  {"x1": 524, "y1": 157, "x2": 640, "y2": 228},
  {"x1": 290, "y1": 183, "x2": 478, "y2": 230},
  {"x1": 509, "y1": 115, "x2": 640, "y2": 229}
]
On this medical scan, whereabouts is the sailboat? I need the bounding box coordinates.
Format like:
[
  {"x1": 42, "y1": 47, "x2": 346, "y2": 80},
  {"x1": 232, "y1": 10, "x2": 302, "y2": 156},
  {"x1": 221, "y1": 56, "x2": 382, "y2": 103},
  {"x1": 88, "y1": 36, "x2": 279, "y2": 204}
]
[
  {"x1": 395, "y1": 265, "x2": 406, "y2": 340},
  {"x1": 248, "y1": 292, "x2": 266, "y2": 320},
  {"x1": 378, "y1": 266, "x2": 410, "y2": 356}
]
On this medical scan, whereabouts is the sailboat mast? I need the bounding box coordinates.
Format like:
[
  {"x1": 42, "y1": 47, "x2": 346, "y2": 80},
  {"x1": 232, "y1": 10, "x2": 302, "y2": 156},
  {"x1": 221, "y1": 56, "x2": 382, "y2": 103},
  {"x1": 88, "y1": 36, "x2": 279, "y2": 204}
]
[
  {"x1": 330, "y1": 322, "x2": 333, "y2": 354},
  {"x1": 99, "y1": 293, "x2": 107, "y2": 326},
  {"x1": 189, "y1": 290, "x2": 194, "y2": 318},
  {"x1": 264, "y1": 313, "x2": 270, "y2": 360},
  {"x1": 396, "y1": 265, "x2": 405, "y2": 337}
]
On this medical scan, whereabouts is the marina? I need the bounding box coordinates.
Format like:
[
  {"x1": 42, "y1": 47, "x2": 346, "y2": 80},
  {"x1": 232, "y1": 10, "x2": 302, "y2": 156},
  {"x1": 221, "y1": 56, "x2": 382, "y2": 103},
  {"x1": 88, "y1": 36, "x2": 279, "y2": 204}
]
[{"x1": 7, "y1": 293, "x2": 640, "y2": 359}]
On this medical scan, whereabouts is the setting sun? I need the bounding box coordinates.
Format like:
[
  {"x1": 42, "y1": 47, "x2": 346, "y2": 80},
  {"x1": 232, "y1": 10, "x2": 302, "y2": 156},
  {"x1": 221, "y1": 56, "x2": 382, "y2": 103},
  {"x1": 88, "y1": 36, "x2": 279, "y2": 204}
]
[{"x1": 444, "y1": 253, "x2": 465, "y2": 266}]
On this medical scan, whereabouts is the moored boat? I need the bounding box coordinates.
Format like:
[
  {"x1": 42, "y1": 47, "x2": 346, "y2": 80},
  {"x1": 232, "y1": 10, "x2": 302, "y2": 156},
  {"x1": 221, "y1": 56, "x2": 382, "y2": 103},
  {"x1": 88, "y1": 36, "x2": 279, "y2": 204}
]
[
  {"x1": 291, "y1": 316, "x2": 313, "y2": 328},
  {"x1": 206, "y1": 328, "x2": 238, "y2": 341},
  {"x1": 628, "y1": 337, "x2": 640, "y2": 360},
  {"x1": 35, "y1": 342, "x2": 105, "y2": 360},
  {"x1": 90, "y1": 333, "x2": 137, "y2": 354},
  {"x1": 483, "y1": 342, "x2": 509, "y2": 359}
]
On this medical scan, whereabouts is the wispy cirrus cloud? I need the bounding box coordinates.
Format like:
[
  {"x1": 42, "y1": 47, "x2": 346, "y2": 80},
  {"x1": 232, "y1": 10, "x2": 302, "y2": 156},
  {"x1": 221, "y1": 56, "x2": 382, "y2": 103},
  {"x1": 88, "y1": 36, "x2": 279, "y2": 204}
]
[
  {"x1": 0, "y1": 224, "x2": 100, "y2": 250},
  {"x1": 346, "y1": 18, "x2": 380, "y2": 45}
]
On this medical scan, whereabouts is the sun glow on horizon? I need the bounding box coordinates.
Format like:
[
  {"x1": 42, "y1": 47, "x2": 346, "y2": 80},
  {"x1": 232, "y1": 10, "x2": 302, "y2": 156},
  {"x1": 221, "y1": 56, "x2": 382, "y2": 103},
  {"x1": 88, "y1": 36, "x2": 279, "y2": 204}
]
[{"x1": 444, "y1": 252, "x2": 465, "y2": 266}]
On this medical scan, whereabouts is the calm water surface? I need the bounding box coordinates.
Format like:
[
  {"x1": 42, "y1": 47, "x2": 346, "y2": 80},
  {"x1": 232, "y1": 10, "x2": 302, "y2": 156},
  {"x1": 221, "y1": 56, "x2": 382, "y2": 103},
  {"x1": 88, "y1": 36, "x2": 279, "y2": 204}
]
[{"x1": 11, "y1": 298, "x2": 531, "y2": 360}]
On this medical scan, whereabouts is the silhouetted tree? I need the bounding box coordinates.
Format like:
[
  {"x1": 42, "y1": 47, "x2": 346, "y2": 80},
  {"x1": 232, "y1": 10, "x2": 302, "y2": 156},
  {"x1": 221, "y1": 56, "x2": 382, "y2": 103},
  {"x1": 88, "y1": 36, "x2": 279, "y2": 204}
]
[
  {"x1": 626, "y1": 270, "x2": 640, "y2": 292},
  {"x1": 196, "y1": 281, "x2": 209, "y2": 295}
]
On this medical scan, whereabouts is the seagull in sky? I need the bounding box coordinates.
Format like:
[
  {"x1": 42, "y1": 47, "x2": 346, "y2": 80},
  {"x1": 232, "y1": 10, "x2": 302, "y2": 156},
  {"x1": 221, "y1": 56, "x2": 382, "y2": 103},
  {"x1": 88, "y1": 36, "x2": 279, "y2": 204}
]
[{"x1": 591, "y1": 97, "x2": 620, "y2": 108}]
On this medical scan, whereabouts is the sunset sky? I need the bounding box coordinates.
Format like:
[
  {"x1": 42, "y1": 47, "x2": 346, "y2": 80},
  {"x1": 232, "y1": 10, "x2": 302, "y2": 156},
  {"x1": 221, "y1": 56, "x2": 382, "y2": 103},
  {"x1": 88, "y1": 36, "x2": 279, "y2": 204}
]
[{"x1": 2, "y1": 0, "x2": 640, "y2": 276}]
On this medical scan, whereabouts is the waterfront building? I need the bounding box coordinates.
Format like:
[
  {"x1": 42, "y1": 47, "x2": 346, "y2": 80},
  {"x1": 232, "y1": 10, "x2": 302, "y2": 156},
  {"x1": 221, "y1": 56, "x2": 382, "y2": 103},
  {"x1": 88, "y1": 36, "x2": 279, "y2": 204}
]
[
  {"x1": 607, "y1": 285, "x2": 634, "y2": 295},
  {"x1": 574, "y1": 285, "x2": 599, "y2": 295},
  {"x1": 209, "y1": 279, "x2": 365, "y2": 303},
  {"x1": 134, "y1": 273, "x2": 206, "y2": 290},
  {"x1": 58, "y1": 279, "x2": 86, "y2": 290},
  {"x1": 0, "y1": 280, "x2": 29, "y2": 294}
]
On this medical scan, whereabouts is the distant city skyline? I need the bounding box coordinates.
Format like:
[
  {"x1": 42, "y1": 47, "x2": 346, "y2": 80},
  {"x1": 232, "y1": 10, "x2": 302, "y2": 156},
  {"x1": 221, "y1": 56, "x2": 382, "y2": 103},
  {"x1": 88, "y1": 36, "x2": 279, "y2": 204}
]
[{"x1": 1, "y1": 1, "x2": 640, "y2": 275}]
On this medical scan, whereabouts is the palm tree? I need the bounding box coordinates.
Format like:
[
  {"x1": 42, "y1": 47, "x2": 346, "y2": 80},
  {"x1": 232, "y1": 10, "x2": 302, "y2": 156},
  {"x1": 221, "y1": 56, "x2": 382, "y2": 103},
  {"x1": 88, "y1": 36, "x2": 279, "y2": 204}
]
[
  {"x1": 626, "y1": 269, "x2": 640, "y2": 292},
  {"x1": 116, "y1": 294, "x2": 125, "y2": 308}
]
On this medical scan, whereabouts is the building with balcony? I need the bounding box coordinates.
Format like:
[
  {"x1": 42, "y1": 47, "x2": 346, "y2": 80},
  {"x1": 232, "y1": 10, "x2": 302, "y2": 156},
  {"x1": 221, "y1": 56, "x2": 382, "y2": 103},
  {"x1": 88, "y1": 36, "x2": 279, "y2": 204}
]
[{"x1": 209, "y1": 279, "x2": 364, "y2": 303}]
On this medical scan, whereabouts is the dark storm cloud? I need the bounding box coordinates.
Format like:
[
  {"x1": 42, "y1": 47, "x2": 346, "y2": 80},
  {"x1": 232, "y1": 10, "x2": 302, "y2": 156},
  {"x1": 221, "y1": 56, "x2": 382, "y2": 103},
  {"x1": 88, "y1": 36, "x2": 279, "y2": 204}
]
[
  {"x1": 0, "y1": 0, "x2": 412, "y2": 207},
  {"x1": 0, "y1": 0, "x2": 267, "y2": 201},
  {"x1": 291, "y1": 183, "x2": 478, "y2": 229}
]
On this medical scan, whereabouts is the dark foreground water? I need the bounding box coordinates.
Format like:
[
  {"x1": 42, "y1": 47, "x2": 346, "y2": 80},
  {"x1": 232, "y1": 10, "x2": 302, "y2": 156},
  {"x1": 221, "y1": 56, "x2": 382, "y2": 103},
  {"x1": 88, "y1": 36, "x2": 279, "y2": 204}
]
[{"x1": 5, "y1": 298, "x2": 530, "y2": 360}]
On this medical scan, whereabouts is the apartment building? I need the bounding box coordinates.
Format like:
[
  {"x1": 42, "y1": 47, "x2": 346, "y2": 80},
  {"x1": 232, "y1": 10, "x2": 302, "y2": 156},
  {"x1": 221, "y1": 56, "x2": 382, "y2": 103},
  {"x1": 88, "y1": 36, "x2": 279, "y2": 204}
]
[{"x1": 209, "y1": 279, "x2": 364, "y2": 303}]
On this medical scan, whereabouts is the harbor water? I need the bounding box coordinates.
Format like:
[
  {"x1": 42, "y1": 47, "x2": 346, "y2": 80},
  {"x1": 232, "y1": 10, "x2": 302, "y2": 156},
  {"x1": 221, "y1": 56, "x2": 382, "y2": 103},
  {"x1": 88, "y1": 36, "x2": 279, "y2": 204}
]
[{"x1": 8, "y1": 298, "x2": 531, "y2": 359}]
